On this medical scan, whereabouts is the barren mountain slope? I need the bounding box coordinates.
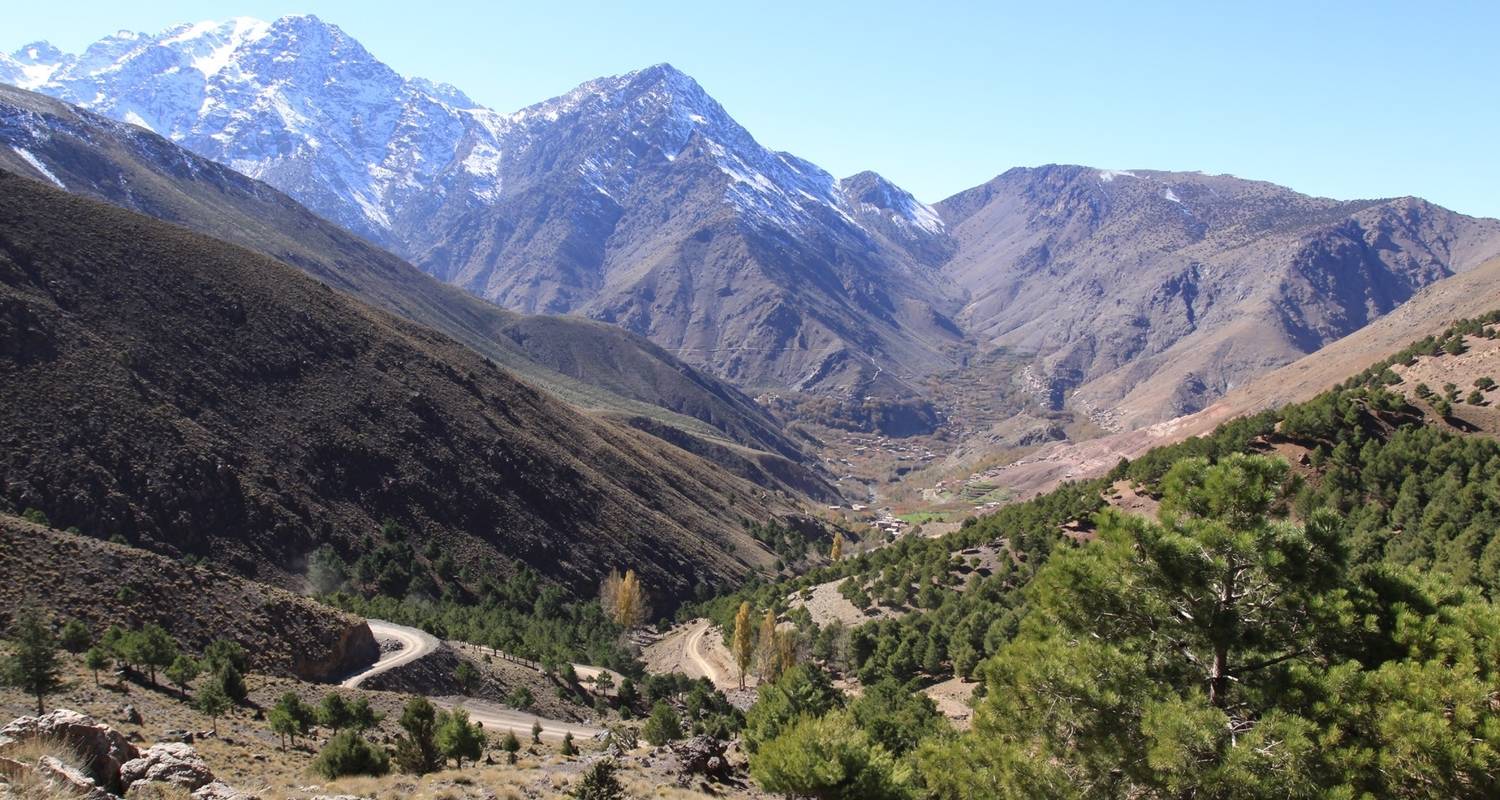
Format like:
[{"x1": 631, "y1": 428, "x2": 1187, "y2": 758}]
[
  {"x1": 938, "y1": 165, "x2": 1500, "y2": 428},
  {"x1": 0, "y1": 516, "x2": 376, "y2": 681},
  {"x1": 0, "y1": 170, "x2": 790, "y2": 603},
  {"x1": 964, "y1": 254, "x2": 1500, "y2": 502}
]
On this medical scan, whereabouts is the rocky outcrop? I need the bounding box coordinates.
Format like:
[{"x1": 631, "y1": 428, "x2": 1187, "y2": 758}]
[
  {"x1": 669, "y1": 735, "x2": 730, "y2": 781},
  {"x1": 292, "y1": 618, "x2": 379, "y2": 683},
  {"x1": 120, "y1": 743, "x2": 216, "y2": 792},
  {"x1": 0, "y1": 709, "x2": 138, "y2": 793},
  {"x1": 24, "y1": 755, "x2": 114, "y2": 800},
  {"x1": 0, "y1": 710, "x2": 256, "y2": 800},
  {"x1": 190, "y1": 782, "x2": 262, "y2": 800}
]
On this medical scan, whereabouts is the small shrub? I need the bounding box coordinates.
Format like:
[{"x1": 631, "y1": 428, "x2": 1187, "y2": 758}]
[
  {"x1": 454, "y1": 660, "x2": 480, "y2": 694},
  {"x1": 500, "y1": 730, "x2": 521, "y2": 764},
  {"x1": 20, "y1": 508, "x2": 49, "y2": 526},
  {"x1": 312, "y1": 730, "x2": 390, "y2": 778},
  {"x1": 642, "y1": 701, "x2": 683, "y2": 746},
  {"x1": 571, "y1": 758, "x2": 625, "y2": 800},
  {"x1": 58, "y1": 619, "x2": 92, "y2": 653}
]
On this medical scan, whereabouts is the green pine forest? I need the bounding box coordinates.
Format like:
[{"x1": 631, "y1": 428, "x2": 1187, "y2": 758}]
[{"x1": 689, "y1": 312, "x2": 1500, "y2": 798}]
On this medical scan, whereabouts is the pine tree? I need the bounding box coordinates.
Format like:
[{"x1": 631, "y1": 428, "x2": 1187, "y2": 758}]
[
  {"x1": 193, "y1": 679, "x2": 230, "y2": 735},
  {"x1": 454, "y1": 660, "x2": 480, "y2": 694},
  {"x1": 571, "y1": 758, "x2": 625, "y2": 800},
  {"x1": 750, "y1": 711, "x2": 908, "y2": 800},
  {"x1": 3, "y1": 609, "x2": 62, "y2": 715},
  {"x1": 269, "y1": 692, "x2": 314, "y2": 750},
  {"x1": 531, "y1": 719, "x2": 543, "y2": 744},
  {"x1": 213, "y1": 663, "x2": 248, "y2": 705},
  {"x1": 165, "y1": 655, "x2": 200, "y2": 698},
  {"x1": 317, "y1": 692, "x2": 353, "y2": 733},
  {"x1": 435, "y1": 707, "x2": 484, "y2": 769},
  {"x1": 58, "y1": 619, "x2": 91, "y2": 654},
  {"x1": 732, "y1": 602, "x2": 754, "y2": 689},
  {"x1": 642, "y1": 701, "x2": 683, "y2": 745},
  {"x1": 830, "y1": 532, "x2": 844, "y2": 561},
  {"x1": 84, "y1": 646, "x2": 110, "y2": 687},
  {"x1": 312, "y1": 730, "x2": 389, "y2": 778},
  {"x1": 561, "y1": 731, "x2": 578, "y2": 756},
  {"x1": 393, "y1": 697, "x2": 442, "y2": 775},
  {"x1": 348, "y1": 695, "x2": 383, "y2": 731},
  {"x1": 131, "y1": 624, "x2": 178, "y2": 687}
]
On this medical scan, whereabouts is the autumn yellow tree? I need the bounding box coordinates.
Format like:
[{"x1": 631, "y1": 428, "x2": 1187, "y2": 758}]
[
  {"x1": 600, "y1": 568, "x2": 648, "y2": 629},
  {"x1": 754, "y1": 610, "x2": 779, "y2": 681},
  {"x1": 830, "y1": 532, "x2": 844, "y2": 562},
  {"x1": 732, "y1": 602, "x2": 754, "y2": 689},
  {"x1": 774, "y1": 628, "x2": 798, "y2": 677}
]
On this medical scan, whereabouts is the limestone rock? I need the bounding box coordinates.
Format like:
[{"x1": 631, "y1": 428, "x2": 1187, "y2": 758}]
[
  {"x1": 121, "y1": 742, "x2": 216, "y2": 792},
  {"x1": 192, "y1": 780, "x2": 262, "y2": 800},
  {"x1": 0, "y1": 709, "x2": 138, "y2": 793},
  {"x1": 33, "y1": 755, "x2": 115, "y2": 800}
]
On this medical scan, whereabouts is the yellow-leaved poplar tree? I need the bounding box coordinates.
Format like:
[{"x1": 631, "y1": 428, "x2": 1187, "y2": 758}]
[
  {"x1": 754, "y1": 610, "x2": 778, "y2": 680},
  {"x1": 733, "y1": 601, "x2": 754, "y2": 689},
  {"x1": 600, "y1": 568, "x2": 648, "y2": 629}
]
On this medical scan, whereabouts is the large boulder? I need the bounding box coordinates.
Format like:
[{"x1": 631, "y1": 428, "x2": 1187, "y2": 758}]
[
  {"x1": 0, "y1": 709, "x2": 139, "y2": 793},
  {"x1": 669, "y1": 735, "x2": 730, "y2": 780},
  {"x1": 120, "y1": 742, "x2": 216, "y2": 792}
]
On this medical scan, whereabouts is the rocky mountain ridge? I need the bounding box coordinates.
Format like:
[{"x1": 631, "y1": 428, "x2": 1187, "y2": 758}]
[
  {"x1": 8, "y1": 17, "x2": 1500, "y2": 438},
  {"x1": 0, "y1": 83, "x2": 835, "y2": 500}
]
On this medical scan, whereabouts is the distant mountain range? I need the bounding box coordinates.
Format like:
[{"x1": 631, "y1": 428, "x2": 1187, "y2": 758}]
[
  {"x1": 7, "y1": 15, "x2": 1500, "y2": 437},
  {"x1": 0, "y1": 83, "x2": 835, "y2": 503}
]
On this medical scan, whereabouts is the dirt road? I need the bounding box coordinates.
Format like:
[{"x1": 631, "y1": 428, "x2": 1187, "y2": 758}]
[
  {"x1": 341, "y1": 619, "x2": 439, "y2": 689},
  {"x1": 344, "y1": 620, "x2": 604, "y2": 741},
  {"x1": 644, "y1": 618, "x2": 743, "y2": 692},
  {"x1": 437, "y1": 697, "x2": 604, "y2": 743}
]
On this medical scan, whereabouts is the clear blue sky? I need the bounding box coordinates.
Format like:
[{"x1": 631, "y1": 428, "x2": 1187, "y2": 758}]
[{"x1": 5, "y1": 0, "x2": 1498, "y2": 217}]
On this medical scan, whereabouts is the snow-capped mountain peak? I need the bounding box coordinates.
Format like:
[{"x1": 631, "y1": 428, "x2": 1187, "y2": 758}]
[
  {"x1": 156, "y1": 17, "x2": 271, "y2": 77},
  {"x1": 4, "y1": 18, "x2": 934, "y2": 252}
]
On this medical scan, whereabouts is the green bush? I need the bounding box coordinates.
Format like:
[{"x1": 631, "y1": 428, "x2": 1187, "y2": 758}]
[
  {"x1": 642, "y1": 701, "x2": 683, "y2": 746},
  {"x1": 58, "y1": 619, "x2": 91, "y2": 654},
  {"x1": 751, "y1": 711, "x2": 909, "y2": 800},
  {"x1": 571, "y1": 758, "x2": 625, "y2": 799},
  {"x1": 312, "y1": 730, "x2": 390, "y2": 778},
  {"x1": 20, "y1": 508, "x2": 49, "y2": 526}
]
